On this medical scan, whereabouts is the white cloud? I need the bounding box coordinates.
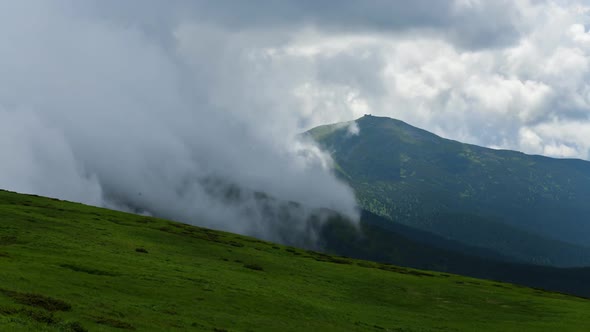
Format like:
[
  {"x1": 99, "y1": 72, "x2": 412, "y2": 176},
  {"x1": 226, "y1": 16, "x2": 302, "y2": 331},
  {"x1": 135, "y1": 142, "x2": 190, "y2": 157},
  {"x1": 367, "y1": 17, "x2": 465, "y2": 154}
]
[
  {"x1": 347, "y1": 121, "x2": 360, "y2": 136},
  {"x1": 255, "y1": 0, "x2": 590, "y2": 159},
  {"x1": 0, "y1": 107, "x2": 103, "y2": 205}
]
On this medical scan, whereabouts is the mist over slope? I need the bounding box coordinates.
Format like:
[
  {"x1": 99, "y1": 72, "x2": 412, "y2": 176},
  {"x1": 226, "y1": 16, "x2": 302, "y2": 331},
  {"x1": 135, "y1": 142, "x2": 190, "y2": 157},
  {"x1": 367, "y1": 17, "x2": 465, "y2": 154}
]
[{"x1": 0, "y1": 2, "x2": 358, "y2": 244}]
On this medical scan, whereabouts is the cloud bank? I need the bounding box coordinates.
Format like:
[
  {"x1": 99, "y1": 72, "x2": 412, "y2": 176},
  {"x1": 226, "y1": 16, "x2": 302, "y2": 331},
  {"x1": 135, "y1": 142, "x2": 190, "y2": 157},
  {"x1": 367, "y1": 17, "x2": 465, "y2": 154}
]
[
  {"x1": 0, "y1": 1, "x2": 361, "y2": 244},
  {"x1": 1, "y1": 0, "x2": 590, "y2": 242}
]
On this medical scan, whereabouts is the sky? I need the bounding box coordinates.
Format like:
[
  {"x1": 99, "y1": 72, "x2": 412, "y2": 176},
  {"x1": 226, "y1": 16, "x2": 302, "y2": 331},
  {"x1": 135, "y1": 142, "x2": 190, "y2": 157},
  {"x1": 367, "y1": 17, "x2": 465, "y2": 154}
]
[{"x1": 1, "y1": 0, "x2": 589, "y2": 241}]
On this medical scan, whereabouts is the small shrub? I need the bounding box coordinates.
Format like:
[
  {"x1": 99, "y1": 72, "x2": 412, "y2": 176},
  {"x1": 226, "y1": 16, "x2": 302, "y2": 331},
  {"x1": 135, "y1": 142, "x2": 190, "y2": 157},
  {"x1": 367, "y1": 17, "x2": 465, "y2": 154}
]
[
  {"x1": 0, "y1": 236, "x2": 18, "y2": 245},
  {"x1": 0, "y1": 306, "x2": 58, "y2": 324},
  {"x1": 244, "y1": 264, "x2": 264, "y2": 271},
  {"x1": 135, "y1": 218, "x2": 151, "y2": 224},
  {"x1": 60, "y1": 264, "x2": 118, "y2": 276},
  {"x1": 65, "y1": 321, "x2": 88, "y2": 332},
  {"x1": 162, "y1": 308, "x2": 177, "y2": 315},
  {"x1": 0, "y1": 289, "x2": 71, "y2": 312},
  {"x1": 204, "y1": 232, "x2": 221, "y2": 242},
  {"x1": 158, "y1": 226, "x2": 173, "y2": 232},
  {"x1": 377, "y1": 265, "x2": 434, "y2": 277},
  {"x1": 94, "y1": 317, "x2": 135, "y2": 330},
  {"x1": 26, "y1": 309, "x2": 57, "y2": 324},
  {"x1": 314, "y1": 255, "x2": 352, "y2": 265},
  {"x1": 0, "y1": 305, "x2": 20, "y2": 315}
]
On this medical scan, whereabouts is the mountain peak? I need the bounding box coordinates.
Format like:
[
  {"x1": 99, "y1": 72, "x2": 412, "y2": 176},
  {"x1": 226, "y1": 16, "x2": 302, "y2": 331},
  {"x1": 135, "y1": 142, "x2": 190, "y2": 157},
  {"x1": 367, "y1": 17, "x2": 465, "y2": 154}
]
[
  {"x1": 309, "y1": 115, "x2": 590, "y2": 258},
  {"x1": 351, "y1": 114, "x2": 442, "y2": 145}
]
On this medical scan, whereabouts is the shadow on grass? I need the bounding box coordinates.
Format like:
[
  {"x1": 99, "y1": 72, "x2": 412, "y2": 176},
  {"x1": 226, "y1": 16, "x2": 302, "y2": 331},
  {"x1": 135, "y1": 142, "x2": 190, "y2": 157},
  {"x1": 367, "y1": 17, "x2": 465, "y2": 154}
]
[
  {"x1": 59, "y1": 263, "x2": 119, "y2": 276},
  {"x1": 0, "y1": 236, "x2": 19, "y2": 246},
  {"x1": 244, "y1": 263, "x2": 264, "y2": 271},
  {"x1": 0, "y1": 288, "x2": 71, "y2": 311},
  {"x1": 92, "y1": 316, "x2": 136, "y2": 330},
  {"x1": 0, "y1": 304, "x2": 86, "y2": 331}
]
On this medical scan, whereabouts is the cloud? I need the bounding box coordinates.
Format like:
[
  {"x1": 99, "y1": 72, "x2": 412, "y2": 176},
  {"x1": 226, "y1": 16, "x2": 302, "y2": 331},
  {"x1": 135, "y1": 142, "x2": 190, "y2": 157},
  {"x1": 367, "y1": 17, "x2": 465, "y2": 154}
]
[
  {"x1": 245, "y1": 0, "x2": 590, "y2": 160},
  {"x1": 63, "y1": 0, "x2": 528, "y2": 55},
  {"x1": 0, "y1": 1, "x2": 359, "y2": 245},
  {"x1": 0, "y1": 107, "x2": 103, "y2": 205},
  {"x1": 366, "y1": 0, "x2": 590, "y2": 159},
  {"x1": 347, "y1": 122, "x2": 361, "y2": 136}
]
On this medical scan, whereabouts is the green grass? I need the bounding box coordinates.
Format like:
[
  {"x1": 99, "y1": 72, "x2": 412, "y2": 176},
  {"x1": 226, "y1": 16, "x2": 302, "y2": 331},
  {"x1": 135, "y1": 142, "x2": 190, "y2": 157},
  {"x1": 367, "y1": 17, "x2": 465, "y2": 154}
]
[{"x1": 0, "y1": 190, "x2": 589, "y2": 331}]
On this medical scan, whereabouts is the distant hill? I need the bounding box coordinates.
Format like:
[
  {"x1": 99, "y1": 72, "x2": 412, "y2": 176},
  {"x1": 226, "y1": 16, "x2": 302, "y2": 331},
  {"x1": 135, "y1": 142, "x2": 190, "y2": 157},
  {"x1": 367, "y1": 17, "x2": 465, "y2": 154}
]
[
  {"x1": 308, "y1": 115, "x2": 590, "y2": 267},
  {"x1": 1, "y1": 189, "x2": 590, "y2": 331},
  {"x1": 321, "y1": 210, "x2": 590, "y2": 298}
]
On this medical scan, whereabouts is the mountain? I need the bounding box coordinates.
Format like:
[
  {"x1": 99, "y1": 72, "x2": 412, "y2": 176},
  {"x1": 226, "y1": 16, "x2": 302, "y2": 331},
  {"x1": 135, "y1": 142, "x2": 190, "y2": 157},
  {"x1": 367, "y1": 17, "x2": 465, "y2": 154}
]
[
  {"x1": 1, "y1": 190, "x2": 590, "y2": 331},
  {"x1": 308, "y1": 115, "x2": 590, "y2": 267},
  {"x1": 321, "y1": 210, "x2": 590, "y2": 298}
]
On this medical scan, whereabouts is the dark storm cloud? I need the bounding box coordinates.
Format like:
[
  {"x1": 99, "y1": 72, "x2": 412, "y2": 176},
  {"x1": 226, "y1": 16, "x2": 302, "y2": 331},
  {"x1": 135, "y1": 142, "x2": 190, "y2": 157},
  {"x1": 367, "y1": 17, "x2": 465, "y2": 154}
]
[{"x1": 81, "y1": 0, "x2": 526, "y2": 50}]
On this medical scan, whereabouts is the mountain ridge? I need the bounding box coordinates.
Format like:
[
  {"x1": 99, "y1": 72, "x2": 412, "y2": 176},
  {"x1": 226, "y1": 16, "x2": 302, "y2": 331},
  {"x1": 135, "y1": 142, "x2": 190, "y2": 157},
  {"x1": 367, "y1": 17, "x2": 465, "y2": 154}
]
[{"x1": 308, "y1": 114, "x2": 590, "y2": 267}]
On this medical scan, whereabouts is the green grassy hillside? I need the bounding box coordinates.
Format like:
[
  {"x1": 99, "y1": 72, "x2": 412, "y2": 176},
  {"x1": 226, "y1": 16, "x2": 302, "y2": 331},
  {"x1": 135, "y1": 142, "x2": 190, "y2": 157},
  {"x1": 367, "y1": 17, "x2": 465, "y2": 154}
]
[
  {"x1": 308, "y1": 115, "x2": 590, "y2": 267},
  {"x1": 1, "y1": 190, "x2": 590, "y2": 331}
]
